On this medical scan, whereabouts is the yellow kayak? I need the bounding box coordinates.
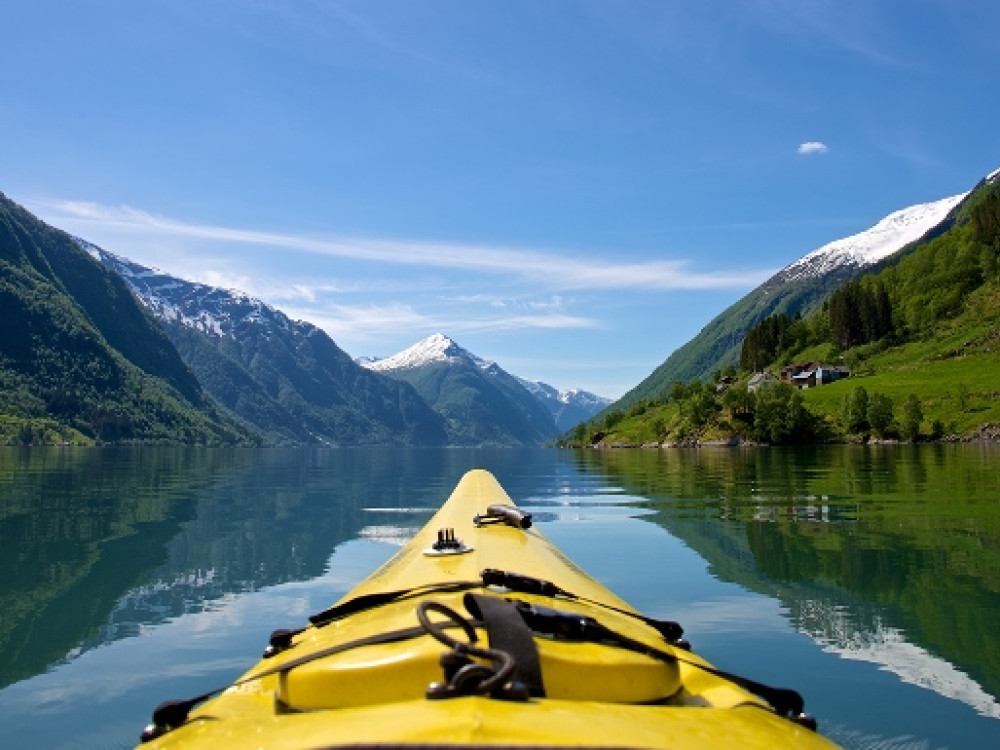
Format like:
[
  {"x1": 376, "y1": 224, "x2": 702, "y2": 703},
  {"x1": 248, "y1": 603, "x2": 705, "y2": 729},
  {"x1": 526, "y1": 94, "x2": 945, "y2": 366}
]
[{"x1": 137, "y1": 469, "x2": 840, "y2": 749}]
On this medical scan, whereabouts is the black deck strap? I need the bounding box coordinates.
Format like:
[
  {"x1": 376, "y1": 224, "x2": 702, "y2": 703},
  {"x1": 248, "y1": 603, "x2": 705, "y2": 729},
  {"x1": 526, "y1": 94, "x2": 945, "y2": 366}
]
[
  {"x1": 480, "y1": 568, "x2": 684, "y2": 643},
  {"x1": 608, "y1": 626, "x2": 805, "y2": 718},
  {"x1": 692, "y1": 666, "x2": 805, "y2": 719},
  {"x1": 509, "y1": 599, "x2": 805, "y2": 720},
  {"x1": 464, "y1": 593, "x2": 546, "y2": 698},
  {"x1": 309, "y1": 579, "x2": 483, "y2": 627},
  {"x1": 581, "y1": 623, "x2": 805, "y2": 718},
  {"x1": 604, "y1": 631, "x2": 805, "y2": 718}
]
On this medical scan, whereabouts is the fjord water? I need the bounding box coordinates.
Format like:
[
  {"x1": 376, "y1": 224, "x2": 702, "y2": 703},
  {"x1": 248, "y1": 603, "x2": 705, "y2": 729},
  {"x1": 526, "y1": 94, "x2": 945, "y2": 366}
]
[{"x1": 0, "y1": 445, "x2": 998, "y2": 749}]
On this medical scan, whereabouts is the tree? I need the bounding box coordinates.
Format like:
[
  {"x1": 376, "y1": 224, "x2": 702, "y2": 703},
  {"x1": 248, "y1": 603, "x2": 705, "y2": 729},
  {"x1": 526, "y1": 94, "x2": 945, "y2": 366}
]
[
  {"x1": 740, "y1": 313, "x2": 794, "y2": 372},
  {"x1": 669, "y1": 381, "x2": 688, "y2": 403},
  {"x1": 688, "y1": 383, "x2": 718, "y2": 427},
  {"x1": 979, "y1": 245, "x2": 998, "y2": 285},
  {"x1": 868, "y1": 392, "x2": 894, "y2": 438},
  {"x1": 722, "y1": 384, "x2": 755, "y2": 421},
  {"x1": 603, "y1": 410, "x2": 623, "y2": 430},
  {"x1": 752, "y1": 382, "x2": 812, "y2": 444},
  {"x1": 842, "y1": 385, "x2": 869, "y2": 433},
  {"x1": 956, "y1": 383, "x2": 970, "y2": 412},
  {"x1": 901, "y1": 394, "x2": 923, "y2": 442},
  {"x1": 829, "y1": 280, "x2": 893, "y2": 350}
]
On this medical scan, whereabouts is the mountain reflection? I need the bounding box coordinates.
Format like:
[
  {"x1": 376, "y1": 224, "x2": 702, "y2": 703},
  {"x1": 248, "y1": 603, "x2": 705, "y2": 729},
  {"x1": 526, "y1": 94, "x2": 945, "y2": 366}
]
[
  {"x1": 0, "y1": 447, "x2": 401, "y2": 687},
  {"x1": 575, "y1": 443, "x2": 1000, "y2": 712},
  {"x1": 791, "y1": 597, "x2": 1000, "y2": 718},
  {"x1": 0, "y1": 446, "x2": 579, "y2": 689}
]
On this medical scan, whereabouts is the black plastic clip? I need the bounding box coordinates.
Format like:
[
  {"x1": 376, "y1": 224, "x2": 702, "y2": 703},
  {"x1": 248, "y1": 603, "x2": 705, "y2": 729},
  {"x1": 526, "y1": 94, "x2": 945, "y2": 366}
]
[
  {"x1": 263, "y1": 627, "x2": 303, "y2": 658},
  {"x1": 474, "y1": 504, "x2": 533, "y2": 529}
]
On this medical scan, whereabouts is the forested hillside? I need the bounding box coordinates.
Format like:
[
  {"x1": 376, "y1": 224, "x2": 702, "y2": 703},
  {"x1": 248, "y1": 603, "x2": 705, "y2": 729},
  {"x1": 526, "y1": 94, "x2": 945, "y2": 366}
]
[
  {"x1": 375, "y1": 360, "x2": 560, "y2": 447},
  {"x1": 568, "y1": 176, "x2": 1000, "y2": 446},
  {"x1": 0, "y1": 194, "x2": 256, "y2": 444},
  {"x1": 612, "y1": 194, "x2": 964, "y2": 412}
]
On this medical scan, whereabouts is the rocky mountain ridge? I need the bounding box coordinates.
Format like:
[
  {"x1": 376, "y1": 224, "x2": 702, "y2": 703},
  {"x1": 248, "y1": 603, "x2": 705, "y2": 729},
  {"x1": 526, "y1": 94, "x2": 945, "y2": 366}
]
[{"x1": 362, "y1": 334, "x2": 611, "y2": 432}]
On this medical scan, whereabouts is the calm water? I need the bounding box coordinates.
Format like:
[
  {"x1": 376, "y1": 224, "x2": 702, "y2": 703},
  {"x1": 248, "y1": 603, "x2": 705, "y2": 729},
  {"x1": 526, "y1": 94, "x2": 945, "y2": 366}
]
[{"x1": 1, "y1": 444, "x2": 998, "y2": 749}]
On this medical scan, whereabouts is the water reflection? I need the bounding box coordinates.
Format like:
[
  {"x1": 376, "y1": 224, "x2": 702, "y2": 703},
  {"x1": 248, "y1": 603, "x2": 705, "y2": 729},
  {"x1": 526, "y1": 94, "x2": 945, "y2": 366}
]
[
  {"x1": 794, "y1": 598, "x2": 1000, "y2": 719},
  {"x1": 2, "y1": 444, "x2": 999, "y2": 749},
  {"x1": 575, "y1": 444, "x2": 1000, "y2": 714},
  {"x1": 0, "y1": 446, "x2": 584, "y2": 688}
]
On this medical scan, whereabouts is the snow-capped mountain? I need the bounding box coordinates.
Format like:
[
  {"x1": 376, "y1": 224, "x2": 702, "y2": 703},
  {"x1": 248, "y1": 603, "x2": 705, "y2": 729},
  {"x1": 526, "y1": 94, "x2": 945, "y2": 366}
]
[
  {"x1": 86, "y1": 244, "x2": 590, "y2": 445},
  {"x1": 615, "y1": 168, "x2": 995, "y2": 409},
  {"x1": 361, "y1": 334, "x2": 563, "y2": 445},
  {"x1": 514, "y1": 378, "x2": 612, "y2": 432},
  {"x1": 779, "y1": 193, "x2": 966, "y2": 283},
  {"x1": 0, "y1": 193, "x2": 254, "y2": 444},
  {"x1": 364, "y1": 333, "x2": 489, "y2": 372},
  {"x1": 362, "y1": 334, "x2": 611, "y2": 433},
  {"x1": 86, "y1": 243, "x2": 449, "y2": 446},
  {"x1": 83, "y1": 240, "x2": 304, "y2": 340}
]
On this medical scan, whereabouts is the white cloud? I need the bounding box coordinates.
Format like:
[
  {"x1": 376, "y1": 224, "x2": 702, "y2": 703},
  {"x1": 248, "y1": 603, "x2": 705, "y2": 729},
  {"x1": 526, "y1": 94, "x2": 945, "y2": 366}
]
[
  {"x1": 282, "y1": 302, "x2": 598, "y2": 341},
  {"x1": 282, "y1": 303, "x2": 434, "y2": 337},
  {"x1": 798, "y1": 141, "x2": 829, "y2": 155},
  {"x1": 35, "y1": 199, "x2": 770, "y2": 293}
]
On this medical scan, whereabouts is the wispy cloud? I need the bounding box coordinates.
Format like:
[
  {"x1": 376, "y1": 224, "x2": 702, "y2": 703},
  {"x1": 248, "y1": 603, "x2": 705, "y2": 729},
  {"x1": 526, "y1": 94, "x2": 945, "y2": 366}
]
[
  {"x1": 798, "y1": 141, "x2": 829, "y2": 156},
  {"x1": 286, "y1": 303, "x2": 435, "y2": 337},
  {"x1": 282, "y1": 302, "x2": 598, "y2": 342},
  {"x1": 38, "y1": 199, "x2": 770, "y2": 292},
  {"x1": 748, "y1": 0, "x2": 904, "y2": 68}
]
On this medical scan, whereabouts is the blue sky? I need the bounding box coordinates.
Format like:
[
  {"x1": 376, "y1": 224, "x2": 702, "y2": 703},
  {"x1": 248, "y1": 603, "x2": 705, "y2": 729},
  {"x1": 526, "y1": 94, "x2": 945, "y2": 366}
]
[{"x1": 3, "y1": 1, "x2": 998, "y2": 398}]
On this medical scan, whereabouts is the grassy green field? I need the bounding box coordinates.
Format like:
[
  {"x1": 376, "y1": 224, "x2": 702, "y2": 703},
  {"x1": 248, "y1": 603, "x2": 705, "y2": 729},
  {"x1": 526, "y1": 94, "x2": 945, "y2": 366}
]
[
  {"x1": 803, "y1": 284, "x2": 1000, "y2": 436},
  {"x1": 572, "y1": 283, "x2": 1000, "y2": 445}
]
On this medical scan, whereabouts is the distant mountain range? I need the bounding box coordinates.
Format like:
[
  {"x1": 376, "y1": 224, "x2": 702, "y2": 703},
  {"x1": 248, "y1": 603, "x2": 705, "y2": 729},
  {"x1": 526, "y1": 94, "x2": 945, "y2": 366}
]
[
  {"x1": 611, "y1": 187, "x2": 972, "y2": 411},
  {"x1": 88, "y1": 247, "x2": 450, "y2": 446},
  {"x1": 0, "y1": 192, "x2": 255, "y2": 444},
  {"x1": 88, "y1": 252, "x2": 608, "y2": 446},
  {"x1": 513, "y1": 379, "x2": 612, "y2": 433},
  {"x1": 360, "y1": 333, "x2": 610, "y2": 442},
  {"x1": 3, "y1": 166, "x2": 996, "y2": 445}
]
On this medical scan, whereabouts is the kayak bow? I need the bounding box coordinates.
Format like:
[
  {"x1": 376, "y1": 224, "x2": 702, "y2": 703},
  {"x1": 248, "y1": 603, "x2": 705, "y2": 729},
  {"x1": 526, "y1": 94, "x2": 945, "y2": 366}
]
[{"x1": 137, "y1": 469, "x2": 840, "y2": 749}]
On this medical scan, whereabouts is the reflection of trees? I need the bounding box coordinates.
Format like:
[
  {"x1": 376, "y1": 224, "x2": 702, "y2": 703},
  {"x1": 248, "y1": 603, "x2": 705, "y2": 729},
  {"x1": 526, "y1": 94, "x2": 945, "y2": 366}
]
[
  {"x1": 0, "y1": 447, "x2": 208, "y2": 688},
  {"x1": 0, "y1": 446, "x2": 582, "y2": 689},
  {"x1": 575, "y1": 443, "x2": 1000, "y2": 703},
  {"x1": 0, "y1": 446, "x2": 373, "y2": 687}
]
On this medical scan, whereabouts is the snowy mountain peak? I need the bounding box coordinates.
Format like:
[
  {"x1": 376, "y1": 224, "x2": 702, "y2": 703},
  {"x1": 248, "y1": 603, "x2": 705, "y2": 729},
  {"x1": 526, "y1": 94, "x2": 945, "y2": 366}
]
[
  {"x1": 781, "y1": 193, "x2": 966, "y2": 283},
  {"x1": 558, "y1": 388, "x2": 611, "y2": 408},
  {"x1": 514, "y1": 377, "x2": 610, "y2": 409},
  {"x1": 80, "y1": 240, "x2": 301, "y2": 339},
  {"x1": 362, "y1": 333, "x2": 492, "y2": 372}
]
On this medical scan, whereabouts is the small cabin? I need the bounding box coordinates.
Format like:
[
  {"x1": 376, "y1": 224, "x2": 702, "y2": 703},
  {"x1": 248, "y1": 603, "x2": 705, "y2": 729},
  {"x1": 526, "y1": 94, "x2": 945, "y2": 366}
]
[
  {"x1": 747, "y1": 371, "x2": 778, "y2": 392},
  {"x1": 781, "y1": 362, "x2": 850, "y2": 389}
]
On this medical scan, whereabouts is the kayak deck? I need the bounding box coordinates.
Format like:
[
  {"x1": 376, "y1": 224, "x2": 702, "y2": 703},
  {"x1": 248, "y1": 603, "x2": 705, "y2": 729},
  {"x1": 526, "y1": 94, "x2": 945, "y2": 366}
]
[{"x1": 137, "y1": 469, "x2": 839, "y2": 749}]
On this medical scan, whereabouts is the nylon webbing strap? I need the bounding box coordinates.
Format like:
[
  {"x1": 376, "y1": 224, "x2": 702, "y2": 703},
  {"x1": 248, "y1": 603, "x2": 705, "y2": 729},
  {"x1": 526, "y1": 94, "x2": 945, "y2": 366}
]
[
  {"x1": 464, "y1": 593, "x2": 546, "y2": 698},
  {"x1": 309, "y1": 580, "x2": 482, "y2": 627}
]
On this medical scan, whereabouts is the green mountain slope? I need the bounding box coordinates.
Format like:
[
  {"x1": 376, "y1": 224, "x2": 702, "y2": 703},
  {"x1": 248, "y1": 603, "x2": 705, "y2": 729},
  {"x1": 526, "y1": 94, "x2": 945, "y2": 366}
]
[
  {"x1": 616, "y1": 274, "x2": 844, "y2": 409},
  {"x1": 163, "y1": 318, "x2": 449, "y2": 446},
  {"x1": 570, "y1": 172, "x2": 1000, "y2": 446},
  {"x1": 0, "y1": 193, "x2": 256, "y2": 444},
  {"x1": 92, "y1": 247, "x2": 449, "y2": 446},
  {"x1": 363, "y1": 335, "x2": 561, "y2": 446},
  {"x1": 381, "y1": 359, "x2": 561, "y2": 446},
  {"x1": 612, "y1": 193, "x2": 967, "y2": 413}
]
